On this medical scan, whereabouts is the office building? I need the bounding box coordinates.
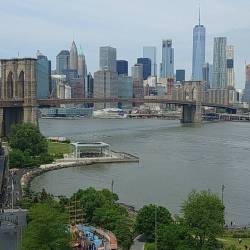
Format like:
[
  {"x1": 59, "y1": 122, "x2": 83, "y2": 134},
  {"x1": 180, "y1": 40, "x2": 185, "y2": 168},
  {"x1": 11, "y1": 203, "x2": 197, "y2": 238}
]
[
  {"x1": 56, "y1": 50, "x2": 70, "y2": 74},
  {"x1": 116, "y1": 60, "x2": 128, "y2": 75},
  {"x1": 176, "y1": 70, "x2": 185, "y2": 83},
  {"x1": 86, "y1": 73, "x2": 94, "y2": 98},
  {"x1": 118, "y1": 75, "x2": 133, "y2": 108},
  {"x1": 243, "y1": 64, "x2": 250, "y2": 102},
  {"x1": 192, "y1": 8, "x2": 206, "y2": 80},
  {"x1": 51, "y1": 75, "x2": 71, "y2": 99},
  {"x1": 212, "y1": 37, "x2": 227, "y2": 89},
  {"x1": 94, "y1": 70, "x2": 118, "y2": 109},
  {"x1": 36, "y1": 51, "x2": 51, "y2": 99},
  {"x1": 137, "y1": 58, "x2": 151, "y2": 80},
  {"x1": 70, "y1": 78, "x2": 85, "y2": 98},
  {"x1": 78, "y1": 52, "x2": 87, "y2": 79},
  {"x1": 143, "y1": 46, "x2": 157, "y2": 76},
  {"x1": 99, "y1": 46, "x2": 117, "y2": 72},
  {"x1": 160, "y1": 39, "x2": 174, "y2": 78},
  {"x1": 132, "y1": 64, "x2": 144, "y2": 98},
  {"x1": 202, "y1": 63, "x2": 213, "y2": 90},
  {"x1": 226, "y1": 45, "x2": 235, "y2": 88},
  {"x1": 69, "y1": 41, "x2": 78, "y2": 71}
]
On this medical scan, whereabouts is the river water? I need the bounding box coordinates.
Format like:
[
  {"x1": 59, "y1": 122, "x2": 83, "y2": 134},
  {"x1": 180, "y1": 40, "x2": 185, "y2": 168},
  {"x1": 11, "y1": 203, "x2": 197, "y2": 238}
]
[{"x1": 31, "y1": 119, "x2": 250, "y2": 225}]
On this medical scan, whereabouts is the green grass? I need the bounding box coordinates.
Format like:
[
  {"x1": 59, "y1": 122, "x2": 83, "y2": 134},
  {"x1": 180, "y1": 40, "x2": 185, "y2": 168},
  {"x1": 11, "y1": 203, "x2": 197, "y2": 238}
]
[
  {"x1": 219, "y1": 237, "x2": 250, "y2": 249},
  {"x1": 48, "y1": 141, "x2": 72, "y2": 155},
  {"x1": 144, "y1": 235, "x2": 250, "y2": 250}
]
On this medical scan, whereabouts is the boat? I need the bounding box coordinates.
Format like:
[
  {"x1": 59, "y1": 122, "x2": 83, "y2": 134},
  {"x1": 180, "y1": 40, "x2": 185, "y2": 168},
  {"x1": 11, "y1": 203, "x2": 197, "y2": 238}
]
[{"x1": 93, "y1": 108, "x2": 127, "y2": 119}]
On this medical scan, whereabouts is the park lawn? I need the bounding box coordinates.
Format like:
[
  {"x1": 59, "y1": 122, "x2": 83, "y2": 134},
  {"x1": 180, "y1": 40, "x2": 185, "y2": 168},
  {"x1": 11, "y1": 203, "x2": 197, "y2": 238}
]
[
  {"x1": 218, "y1": 237, "x2": 250, "y2": 249},
  {"x1": 145, "y1": 237, "x2": 250, "y2": 250},
  {"x1": 48, "y1": 141, "x2": 72, "y2": 155}
]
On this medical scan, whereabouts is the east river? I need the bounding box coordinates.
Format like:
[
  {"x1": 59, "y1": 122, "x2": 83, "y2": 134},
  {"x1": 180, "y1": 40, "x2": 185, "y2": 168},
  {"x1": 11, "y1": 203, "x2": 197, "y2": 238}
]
[{"x1": 31, "y1": 119, "x2": 250, "y2": 225}]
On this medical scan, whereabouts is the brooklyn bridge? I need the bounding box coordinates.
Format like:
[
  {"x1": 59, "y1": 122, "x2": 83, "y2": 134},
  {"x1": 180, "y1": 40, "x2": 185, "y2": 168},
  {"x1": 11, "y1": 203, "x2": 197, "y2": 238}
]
[{"x1": 0, "y1": 58, "x2": 237, "y2": 137}]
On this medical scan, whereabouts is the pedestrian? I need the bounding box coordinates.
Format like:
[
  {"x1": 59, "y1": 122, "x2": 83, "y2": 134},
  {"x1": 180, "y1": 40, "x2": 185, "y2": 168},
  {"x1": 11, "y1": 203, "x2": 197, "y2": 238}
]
[
  {"x1": 245, "y1": 245, "x2": 248, "y2": 250},
  {"x1": 238, "y1": 238, "x2": 242, "y2": 244}
]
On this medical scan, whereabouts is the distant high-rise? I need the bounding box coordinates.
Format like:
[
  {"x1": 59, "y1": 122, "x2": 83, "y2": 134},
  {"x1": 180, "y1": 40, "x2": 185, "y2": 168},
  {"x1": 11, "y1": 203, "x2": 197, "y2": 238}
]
[
  {"x1": 160, "y1": 39, "x2": 174, "y2": 78},
  {"x1": 56, "y1": 50, "x2": 69, "y2": 74},
  {"x1": 192, "y1": 7, "x2": 206, "y2": 80},
  {"x1": 116, "y1": 60, "x2": 128, "y2": 75},
  {"x1": 202, "y1": 63, "x2": 213, "y2": 90},
  {"x1": 176, "y1": 70, "x2": 185, "y2": 83},
  {"x1": 100, "y1": 46, "x2": 117, "y2": 72},
  {"x1": 86, "y1": 73, "x2": 94, "y2": 99},
  {"x1": 94, "y1": 70, "x2": 118, "y2": 109},
  {"x1": 69, "y1": 41, "x2": 78, "y2": 71},
  {"x1": 132, "y1": 64, "x2": 144, "y2": 98},
  {"x1": 78, "y1": 52, "x2": 87, "y2": 79},
  {"x1": 226, "y1": 45, "x2": 235, "y2": 88},
  {"x1": 36, "y1": 51, "x2": 51, "y2": 99},
  {"x1": 243, "y1": 64, "x2": 250, "y2": 102},
  {"x1": 143, "y1": 46, "x2": 157, "y2": 76},
  {"x1": 137, "y1": 58, "x2": 151, "y2": 80},
  {"x1": 212, "y1": 37, "x2": 227, "y2": 89}
]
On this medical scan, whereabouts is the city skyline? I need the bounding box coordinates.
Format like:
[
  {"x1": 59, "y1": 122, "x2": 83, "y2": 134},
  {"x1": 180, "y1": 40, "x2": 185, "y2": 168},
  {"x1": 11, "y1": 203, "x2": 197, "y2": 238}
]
[{"x1": 0, "y1": 0, "x2": 250, "y2": 88}]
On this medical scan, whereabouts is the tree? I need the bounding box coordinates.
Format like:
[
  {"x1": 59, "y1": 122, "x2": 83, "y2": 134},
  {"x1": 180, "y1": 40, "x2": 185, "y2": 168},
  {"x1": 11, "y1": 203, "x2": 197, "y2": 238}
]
[
  {"x1": 135, "y1": 204, "x2": 172, "y2": 241},
  {"x1": 72, "y1": 187, "x2": 117, "y2": 222},
  {"x1": 156, "y1": 223, "x2": 195, "y2": 250},
  {"x1": 9, "y1": 123, "x2": 48, "y2": 156},
  {"x1": 182, "y1": 191, "x2": 224, "y2": 249},
  {"x1": 22, "y1": 202, "x2": 70, "y2": 250},
  {"x1": 9, "y1": 149, "x2": 25, "y2": 168},
  {"x1": 92, "y1": 206, "x2": 133, "y2": 250}
]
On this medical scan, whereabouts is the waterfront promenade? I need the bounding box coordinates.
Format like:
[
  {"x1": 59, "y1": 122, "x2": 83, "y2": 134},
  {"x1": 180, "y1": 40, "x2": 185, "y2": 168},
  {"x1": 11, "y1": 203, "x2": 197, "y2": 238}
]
[{"x1": 20, "y1": 151, "x2": 139, "y2": 196}]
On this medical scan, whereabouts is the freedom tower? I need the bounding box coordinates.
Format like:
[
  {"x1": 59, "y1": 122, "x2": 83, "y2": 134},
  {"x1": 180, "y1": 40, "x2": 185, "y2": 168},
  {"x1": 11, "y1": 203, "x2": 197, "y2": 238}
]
[{"x1": 192, "y1": 7, "x2": 206, "y2": 81}]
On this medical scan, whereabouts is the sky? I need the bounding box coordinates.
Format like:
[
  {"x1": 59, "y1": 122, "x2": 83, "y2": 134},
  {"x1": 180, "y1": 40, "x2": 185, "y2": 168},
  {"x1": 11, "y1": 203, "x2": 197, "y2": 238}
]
[{"x1": 0, "y1": 0, "x2": 250, "y2": 88}]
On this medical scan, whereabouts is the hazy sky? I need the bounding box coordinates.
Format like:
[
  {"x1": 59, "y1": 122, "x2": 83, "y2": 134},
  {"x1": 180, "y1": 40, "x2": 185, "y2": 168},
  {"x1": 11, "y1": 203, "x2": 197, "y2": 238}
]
[{"x1": 0, "y1": 0, "x2": 250, "y2": 88}]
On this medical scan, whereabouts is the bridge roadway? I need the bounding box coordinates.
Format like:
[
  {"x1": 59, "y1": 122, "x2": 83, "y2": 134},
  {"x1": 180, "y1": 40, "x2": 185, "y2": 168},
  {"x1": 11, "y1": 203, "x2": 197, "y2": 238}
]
[{"x1": 0, "y1": 98, "x2": 237, "y2": 110}]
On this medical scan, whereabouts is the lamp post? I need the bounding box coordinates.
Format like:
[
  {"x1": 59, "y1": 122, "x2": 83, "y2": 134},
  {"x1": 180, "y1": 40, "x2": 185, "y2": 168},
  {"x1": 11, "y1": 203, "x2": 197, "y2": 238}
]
[
  {"x1": 155, "y1": 206, "x2": 157, "y2": 250},
  {"x1": 222, "y1": 184, "x2": 225, "y2": 206}
]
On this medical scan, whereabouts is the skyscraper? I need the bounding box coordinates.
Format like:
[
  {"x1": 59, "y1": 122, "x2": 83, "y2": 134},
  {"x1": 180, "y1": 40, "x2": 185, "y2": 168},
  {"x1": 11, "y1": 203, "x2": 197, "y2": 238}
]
[
  {"x1": 160, "y1": 39, "x2": 174, "y2": 78},
  {"x1": 137, "y1": 58, "x2": 151, "y2": 80},
  {"x1": 69, "y1": 41, "x2": 78, "y2": 71},
  {"x1": 94, "y1": 70, "x2": 118, "y2": 109},
  {"x1": 36, "y1": 51, "x2": 51, "y2": 99},
  {"x1": 243, "y1": 64, "x2": 250, "y2": 102},
  {"x1": 56, "y1": 50, "x2": 69, "y2": 74},
  {"x1": 132, "y1": 64, "x2": 144, "y2": 98},
  {"x1": 212, "y1": 37, "x2": 227, "y2": 89},
  {"x1": 226, "y1": 45, "x2": 235, "y2": 88},
  {"x1": 143, "y1": 46, "x2": 157, "y2": 76},
  {"x1": 176, "y1": 70, "x2": 185, "y2": 83},
  {"x1": 192, "y1": 8, "x2": 206, "y2": 80},
  {"x1": 99, "y1": 46, "x2": 117, "y2": 72},
  {"x1": 116, "y1": 60, "x2": 128, "y2": 75},
  {"x1": 78, "y1": 52, "x2": 87, "y2": 79},
  {"x1": 202, "y1": 63, "x2": 213, "y2": 90}
]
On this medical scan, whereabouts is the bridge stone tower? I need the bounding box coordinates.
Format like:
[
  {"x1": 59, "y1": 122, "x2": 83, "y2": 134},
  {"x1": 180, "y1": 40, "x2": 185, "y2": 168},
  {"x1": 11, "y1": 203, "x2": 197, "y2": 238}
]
[
  {"x1": 181, "y1": 81, "x2": 203, "y2": 123},
  {"x1": 0, "y1": 58, "x2": 38, "y2": 137}
]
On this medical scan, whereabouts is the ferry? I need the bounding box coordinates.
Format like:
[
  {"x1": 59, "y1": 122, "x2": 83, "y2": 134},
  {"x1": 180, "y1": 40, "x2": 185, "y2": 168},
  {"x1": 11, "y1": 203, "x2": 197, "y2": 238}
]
[{"x1": 93, "y1": 108, "x2": 127, "y2": 119}]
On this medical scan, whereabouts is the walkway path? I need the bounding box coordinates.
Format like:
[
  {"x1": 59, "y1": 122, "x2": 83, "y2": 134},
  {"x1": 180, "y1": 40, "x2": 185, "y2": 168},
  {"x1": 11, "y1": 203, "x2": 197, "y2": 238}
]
[{"x1": 130, "y1": 236, "x2": 145, "y2": 250}]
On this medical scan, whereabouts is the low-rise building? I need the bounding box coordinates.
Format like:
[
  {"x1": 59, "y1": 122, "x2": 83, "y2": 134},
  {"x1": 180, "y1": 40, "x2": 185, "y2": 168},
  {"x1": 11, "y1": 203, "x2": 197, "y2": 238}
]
[{"x1": 0, "y1": 209, "x2": 27, "y2": 250}]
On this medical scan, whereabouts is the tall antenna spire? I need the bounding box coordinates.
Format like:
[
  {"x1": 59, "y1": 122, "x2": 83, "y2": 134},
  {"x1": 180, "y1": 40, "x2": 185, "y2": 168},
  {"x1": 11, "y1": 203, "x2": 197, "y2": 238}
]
[{"x1": 199, "y1": 1, "x2": 201, "y2": 25}]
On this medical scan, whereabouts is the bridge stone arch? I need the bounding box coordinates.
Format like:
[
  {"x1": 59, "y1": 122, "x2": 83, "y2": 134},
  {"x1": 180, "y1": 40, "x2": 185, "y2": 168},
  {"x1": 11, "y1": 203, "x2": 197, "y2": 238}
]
[
  {"x1": 0, "y1": 58, "x2": 38, "y2": 137},
  {"x1": 6, "y1": 71, "x2": 14, "y2": 99},
  {"x1": 17, "y1": 71, "x2": 25, "y2": 99}
]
